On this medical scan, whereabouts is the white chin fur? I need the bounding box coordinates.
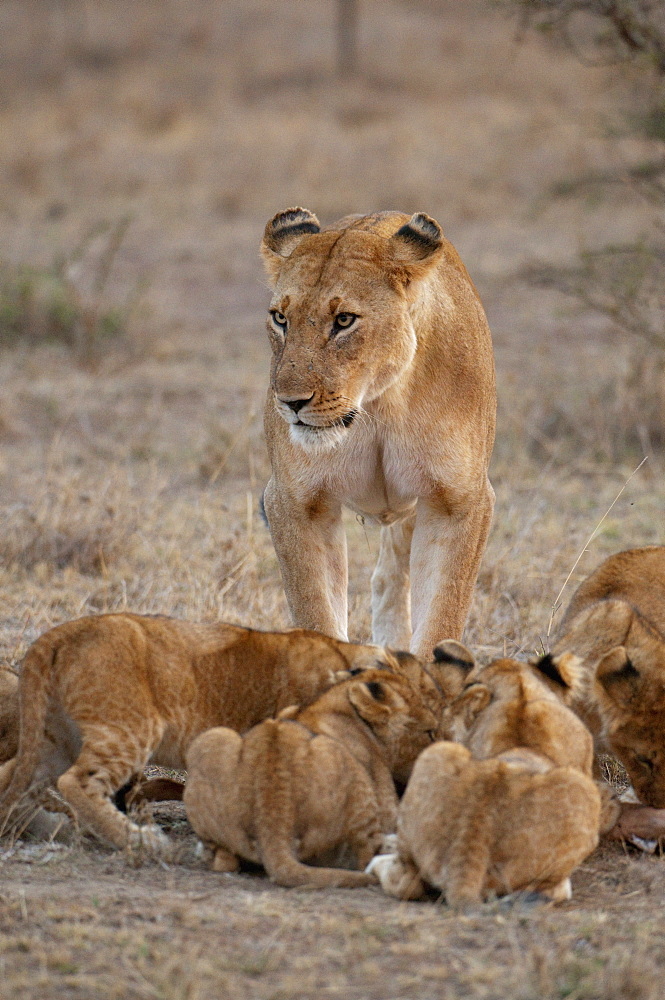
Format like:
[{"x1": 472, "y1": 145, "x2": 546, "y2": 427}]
[{"x1": 289, "y1": 422, "x2": 348, "y2": 453}]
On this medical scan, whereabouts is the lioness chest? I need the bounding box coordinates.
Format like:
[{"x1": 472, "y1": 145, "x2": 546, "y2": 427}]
[{"x1": 311, "y1": 431, "x2": 428, "y2": 525}]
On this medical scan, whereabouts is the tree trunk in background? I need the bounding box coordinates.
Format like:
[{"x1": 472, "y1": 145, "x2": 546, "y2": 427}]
[{"x1": 337, "y1": 0, "x2": 358, "y2": 76}]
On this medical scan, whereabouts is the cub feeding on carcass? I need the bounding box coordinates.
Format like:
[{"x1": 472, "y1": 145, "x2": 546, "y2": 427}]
[
  {"x1": 369, "y1": 742, "x2": 600, "y2": 905},
  {"x1": 553, "y1": 546, "x2": 665, "y2": 808},
  {"x1": 0, "y1": 613, "x2": 446, "y2": 851},
  {"x1": 369, "y1": 651, "x2": 602, "y2": 904},
  {"x1": 439, "y1": 651, "x2": 594, "y2": 773},
  {"x1": 183, "y1": 668, "x2": 439, "y2": 888}
]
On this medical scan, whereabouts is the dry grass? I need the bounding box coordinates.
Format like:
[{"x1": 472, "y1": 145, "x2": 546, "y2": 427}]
[{"x1": 0, "y1": 0, "x2": 664, "y2": 996}]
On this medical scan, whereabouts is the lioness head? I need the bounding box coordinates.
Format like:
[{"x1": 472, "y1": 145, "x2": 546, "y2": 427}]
[{"x1": 260, "y1": 208, "x2": 445, "y2": 453}]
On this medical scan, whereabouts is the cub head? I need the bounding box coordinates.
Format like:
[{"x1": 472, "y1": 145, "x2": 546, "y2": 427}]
[
  {"x1": 0, "y1": 667, "x2": 19, "y2": 764},
  {"x1": 344, "y1": 669, "x2": 439, "y2": 784},
  {"x1": 439, "y1": 655, "x2": 593, "y2": 772},
  {"x1": 439, "y1": 682, "x2": 492, "y2": 744},
  {"x1": 340, "y1": 640, "x2": 475, "y2": 722},
  {"x1": 428, "y1": 640, "x2": 477, "y2": 700},
  {"x1": 261, "y1": 207, "x2": 445, "y2": 453},
  {"x1": 594, "y1": 644, "x2": 665, "y2": 807}
]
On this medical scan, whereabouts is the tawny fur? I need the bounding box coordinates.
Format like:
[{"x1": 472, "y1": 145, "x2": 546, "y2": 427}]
[
  {"x1": 371, "y1": 650, "x2": 600, "y2": 905},
  {"x1": 371, "y1": 742, "x2": 600, "y2": 905},
  {"x1": 0, "y1": 614, "x2": 443, "y2": 850},
  {"x1": 183, "y1": 669, "x2": 439, "y2": 888},
  {"x1": 553, "y1": 546, "x2": 665, "y2": 807},
  {"x1": 439, "y1": 652, "x2": 595, "y2": 775},
  {"x1": 0, "y1": 667, "x2": 19, "y2": 764},
  {"x1": 261, "y1": 208, "x2": 496, "y2": 657}
]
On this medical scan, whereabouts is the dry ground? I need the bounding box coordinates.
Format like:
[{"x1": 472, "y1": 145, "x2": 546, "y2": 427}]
[{"x1": 0, "y1": 1, "x2": 664, "y2": 997}]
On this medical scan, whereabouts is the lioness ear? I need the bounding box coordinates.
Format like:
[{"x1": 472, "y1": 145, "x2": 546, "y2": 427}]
[
  {"x1": 389, "y1": 213, "x2": 444, "y2": 283},
  {"x1": 428, "y1": 640, "x2": 475, "y2": 698},
  {"x1": 261, "y1": 207, "x2": 321, "y2": 285},
  {"x1": 595, "y1": 646, "x2": 641, "y2": 707},
  {"x1": 531, "y1": 652, "x2": 583, "y2": 703}
]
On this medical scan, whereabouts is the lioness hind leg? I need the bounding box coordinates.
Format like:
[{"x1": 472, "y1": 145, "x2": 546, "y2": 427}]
[
  {"x1": 371, "y1": 514, "x2": 415, "y2": 649},
  {"x1": 410, "y1": 483, "x2": 494, "y2": 657}
]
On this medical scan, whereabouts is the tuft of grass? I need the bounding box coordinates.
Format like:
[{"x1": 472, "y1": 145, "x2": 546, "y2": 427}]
[{"x1": 0, "y1": 474, "x2": 138, "y2": 577}]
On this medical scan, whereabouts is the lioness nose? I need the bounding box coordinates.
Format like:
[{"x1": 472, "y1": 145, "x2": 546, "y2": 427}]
[{"x1": 280, "y1": 394, "x2": 314, "y2": 413}]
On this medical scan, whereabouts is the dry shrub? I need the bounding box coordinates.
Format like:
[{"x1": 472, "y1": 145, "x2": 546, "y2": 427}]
[{"x1": 0, "y1": 219, "x2": 141, "y2": 364}]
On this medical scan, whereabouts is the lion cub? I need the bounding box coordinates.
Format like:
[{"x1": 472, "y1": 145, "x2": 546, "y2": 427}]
[
  {"x1": 0, "y1": 614, "x2": 444, "y2": 851},
  {"x1": 370, "y1": 651, "x2": 600, "y2": 904},
  {"x1": 439, "y1": 652, "x2": 594, "y2": 774},
  {"x1": 369, "y1": 742, "x2": 600, "y2": 905},
  {"x1": 553, "y1": 546, "x2": 665, "y2": 809},
  {"x1": 0, "y1": 667, "x2": 19, "y2": 764},
  {"x1": 183, "y1": 668, "x2": 439, "y2": 888}
]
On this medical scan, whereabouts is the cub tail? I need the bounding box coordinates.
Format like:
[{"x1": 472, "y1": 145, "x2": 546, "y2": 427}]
[
  {"x1": 0, "y1": 633, "x2": 55, "y2": 830},
  {"x1": 444, "y1": 769, "x2": 499, "y2": 909},
  {"x1": 255, "y1": 721, "x2": 375, "y2": 889}
]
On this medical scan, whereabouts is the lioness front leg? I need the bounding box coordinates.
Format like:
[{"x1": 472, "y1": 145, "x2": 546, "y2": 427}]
[
  {"x1": 371, "y1": 513, "x2": 415, "y2": 649},
  {"x1": 263, "y1": 478, "x2": 349, "y2": 639},
  {"x1": 409, "y1": 481, "x2": 494, "y2": 658}
]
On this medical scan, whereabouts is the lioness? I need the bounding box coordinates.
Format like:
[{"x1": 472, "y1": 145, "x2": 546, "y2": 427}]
[
  {"x1": 553, "y1": 546, "x2": 665, "y2": 808},
  {"x1": 369, "y1": 743, "x2": 600, "y2": 905},
  {"x1": 0, "y1": 614, "x2": 445, "y2": 850},
  {"x1": 183, "y1": 668, "x2": 439, "y2": 888},
  {"x1": 261, "y1": 208, "x2": 496, "y2": 657}
]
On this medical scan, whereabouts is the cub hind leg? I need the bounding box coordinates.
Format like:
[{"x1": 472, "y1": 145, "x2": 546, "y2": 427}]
[
  {"x1": 56, "y1": 722, "x2": 168, "y2": 851},
  {"x1": 367, "y1": 851, "x2": 426, "y2": 900},
  {"x1": 184, "y1": 727, "x2": 246, "y2": 871}
]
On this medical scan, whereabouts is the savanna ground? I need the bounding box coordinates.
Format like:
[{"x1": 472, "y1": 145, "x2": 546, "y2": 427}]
[{"x1": 0, "y1": 1, "x2": 664, "y2": 997}]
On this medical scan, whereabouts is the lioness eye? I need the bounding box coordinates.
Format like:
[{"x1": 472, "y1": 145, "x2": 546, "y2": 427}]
[
  {"x1": 333, "y1": 313, "x2": 356, "y2": 331},
  {"x1": 270, "y1": 311, "x2": 287, "y2": 329},
  {"x1": 636, "y1": 754, "x2": 654, "y2": 769}
]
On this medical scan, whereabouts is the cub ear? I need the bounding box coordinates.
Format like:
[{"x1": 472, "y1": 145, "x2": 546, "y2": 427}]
[
  {"x1": 389, "y1": 212, "x2": 444, "y2": 282},
  {"x1": 531, "y1": 651, "x2": 583, "y2": 703},
  {"x1": 347, "y1": 679, "x2": 397, "y2": 720},
  {"x1": 595, "y1": 646, "x2": 641, "y2": 707},
  {"x1": 261, "y1": 207, "x2": 321, "y2": 284},
  {"x1": 454, "y1": 683, "x2": 492, "y2": 730},
  {"x1": 432, "y1": 640, "x2": 475, "y2": 671},
  {"x1": 276, "y1": 704, "x2": 300, "y2": 721},
  {"x1": 428, "y1": 640, "x2": 476, "y2": 698}
]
